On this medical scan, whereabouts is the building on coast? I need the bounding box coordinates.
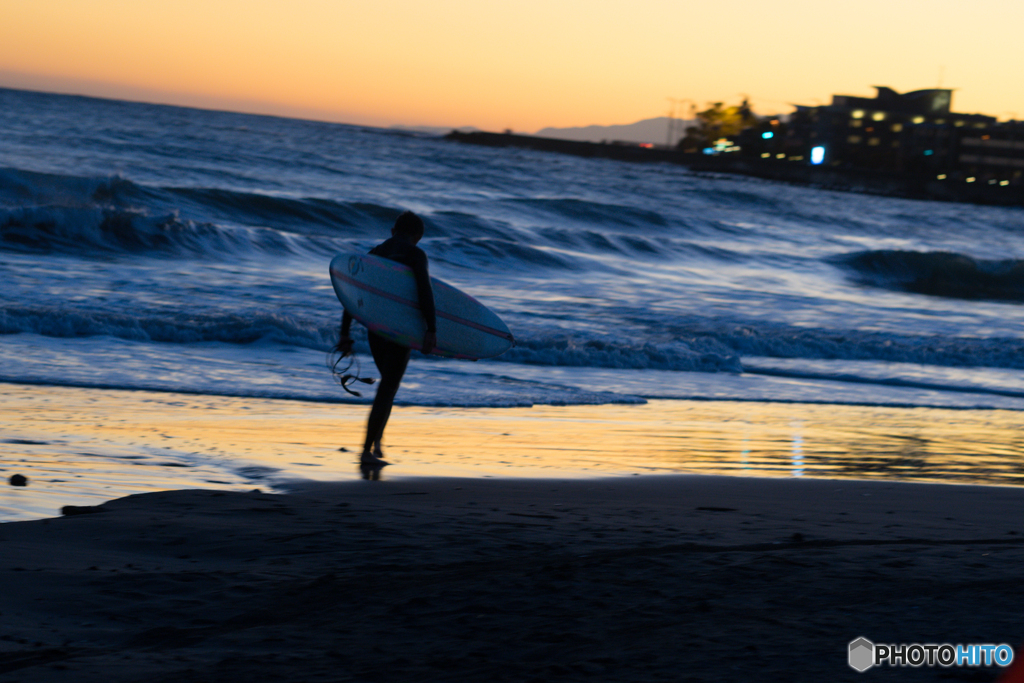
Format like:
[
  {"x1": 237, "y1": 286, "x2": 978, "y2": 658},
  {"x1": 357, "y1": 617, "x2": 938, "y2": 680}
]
[
  {"x1": 449, "y1": 85, "x2": 1024, "y2": 204},
  {"x1": 734, "y1": 86, "x2": 1024, "y2": 189}
]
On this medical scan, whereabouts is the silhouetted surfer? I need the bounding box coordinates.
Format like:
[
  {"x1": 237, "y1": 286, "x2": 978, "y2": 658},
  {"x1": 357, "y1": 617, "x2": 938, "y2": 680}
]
[{"x1": 336, "y1": 211, "x2": 436, "y2": 468}]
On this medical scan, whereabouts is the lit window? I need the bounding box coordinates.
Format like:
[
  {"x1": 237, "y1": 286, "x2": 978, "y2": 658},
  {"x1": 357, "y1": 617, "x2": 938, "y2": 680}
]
[
  {"x1": 935, "y1": 119, "x2": 946, "y2": 125},
  {"x1": 776, "y1": 153, "x2": 785, "y2": 159},
  {"x1": 761, "y1": 153, "x2": 771, "y2": 158},
  {"x1": 762, "y1": 131, "x2": 774, "y2": 139},
  {"x1": 849, "y1": 120, "x2": 863, "y2": 128},
  {"x1": 974, "y1": 122, "x2": 988, "y2": 129},
  {"x1": 891, "y1": 123, "x2": 903, "y2": 132},
  {"x1": 872, "y1": 112, "x2": 886, "y2": 121},
  {"x1": 810, "y1": 146, "x2": 826, "y2": 164},
  {"x1": 868, "y1": 137, "x2": 880, "y2": 146},
  {"x1": 851, "y1": 110, "x2": 865, "y2": 119},
  {"x1": 937, "y1": 174, "x2": 947, "y2": 180},
  {"x1": 954, "y1": 120, "x2": 965, "y2": 127},
  {"x1": 912, "y1": 116, "x2": 925, "y2": 124},
  {"x1": 1000, "y1": 180, "x2": 1010, "y2": 186},
  {"x1": 966, "y1": 177, "x2": 976, "y2": 183},
  {"x1": 712, "y1": 138, "x2": 733, "y2": 152},
  {"x1": 847, "y1": 135, "x2": 862, "y2": 144}
]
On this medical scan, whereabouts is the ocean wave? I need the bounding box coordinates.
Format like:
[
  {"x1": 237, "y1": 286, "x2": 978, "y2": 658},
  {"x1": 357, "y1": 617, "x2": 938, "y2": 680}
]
[
  {"x1": 501, "y1": 334, "x2": 743, "y2": 373},
  {"x1": 0, "y1": 306, "x2": 335, "y2": 349},
  {"x1": 0, "y1": 304, "x2": 745, "y2": 373},
  {"x1": 0, "y1": 166, "x2": 115, "y2": 206},
  {"x1": 0, "y1": 166, "x2": 751, "y2": 268},
  {"x1": 10, "y1": 298, "x2": 1024, "y2": 377},
  {"x1": 699, "y1": 187, "x2": 790, "y2": 211},
  {"x1": 536, "y1": 226, "x2": 620, "y2": 253},
  {"x1": 430, "y1": 236, "x2": 581, "y2": 270},
  {"x1": 506, "y1": 197, "x2": 669, "y2": 229},
  {"x1": 701, "y1": 320, "x2": 1024, "y2": 370},
  {"x1": 0, "y1": 166, "x2": 404, "y2": 256},
  {"x1": 425, "y1": 211, "x2": 514, "y2": 240},
  {"x1": 0, "y1": 204, "x2": 281, "y2": 256},
  {"x1": 167, "y1": 187, "x2": 395, "y2": 237},
  {"x1": 834, "y1": 249, "x2": 1024, "y2": 303}
]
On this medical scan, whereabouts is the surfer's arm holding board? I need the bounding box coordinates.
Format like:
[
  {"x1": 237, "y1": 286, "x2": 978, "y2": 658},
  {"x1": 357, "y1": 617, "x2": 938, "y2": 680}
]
[
  {"x1": 337, "y1": 235, "x2": 437, "y2": 356},
  {"x1": 387, "y1": 242, "x2": 436, "y2": 355}
]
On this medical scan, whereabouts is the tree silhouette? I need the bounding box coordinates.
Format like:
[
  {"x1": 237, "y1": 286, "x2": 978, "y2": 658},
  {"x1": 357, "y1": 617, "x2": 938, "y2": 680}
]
[{"x1": 678, "y1": 98, "x2": 759, "y2": 151}]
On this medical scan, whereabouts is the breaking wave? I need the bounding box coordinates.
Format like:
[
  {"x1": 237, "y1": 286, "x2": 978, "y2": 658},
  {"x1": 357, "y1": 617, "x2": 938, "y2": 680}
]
[
  {"x1": 0, "y1": 166, "x2": 400, "y2": 257},
  {"x1": 835, "y1": 249, "x2": 1024, "y2": 303}
]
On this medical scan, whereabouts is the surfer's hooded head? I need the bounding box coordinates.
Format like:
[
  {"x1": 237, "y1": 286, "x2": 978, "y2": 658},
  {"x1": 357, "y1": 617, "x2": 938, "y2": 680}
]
[{"x1": 392, "y1": 211, "x2": 424, "y2": 243}]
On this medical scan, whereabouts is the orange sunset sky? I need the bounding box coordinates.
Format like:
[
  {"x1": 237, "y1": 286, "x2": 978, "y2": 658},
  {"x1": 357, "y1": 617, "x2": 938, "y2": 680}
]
[{"x1": 2, "y1": 0, "x2": 1023, "y2": 132}]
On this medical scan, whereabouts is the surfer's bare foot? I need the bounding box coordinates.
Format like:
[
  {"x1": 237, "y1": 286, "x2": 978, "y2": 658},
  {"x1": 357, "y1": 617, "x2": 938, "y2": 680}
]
[{"x1": 360, "y1": 451, "x2": 389, "y2": 468}]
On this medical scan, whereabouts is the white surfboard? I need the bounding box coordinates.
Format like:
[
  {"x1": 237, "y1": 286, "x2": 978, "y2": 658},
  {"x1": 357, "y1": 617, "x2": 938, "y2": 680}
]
[{"x1": 329, "y1": 252, "x2": 515, "y2": 360}]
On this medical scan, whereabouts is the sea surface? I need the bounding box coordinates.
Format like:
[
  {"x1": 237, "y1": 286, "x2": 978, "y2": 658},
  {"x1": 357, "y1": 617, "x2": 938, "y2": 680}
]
[{"x1": 3, "y1": 87, "x2": 1024, "y2": 516}]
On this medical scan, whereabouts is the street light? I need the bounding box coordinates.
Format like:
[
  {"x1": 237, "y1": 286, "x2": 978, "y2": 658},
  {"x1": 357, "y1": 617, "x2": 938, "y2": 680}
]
[{"x1": 666, "y1": 98, "x2": 694, "y2": 147}]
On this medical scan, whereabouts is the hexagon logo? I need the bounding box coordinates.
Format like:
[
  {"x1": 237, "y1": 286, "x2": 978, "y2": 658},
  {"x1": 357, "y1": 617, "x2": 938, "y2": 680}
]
[{"x1": 849, "y1": 637, "x2": 875, "y2": 672}]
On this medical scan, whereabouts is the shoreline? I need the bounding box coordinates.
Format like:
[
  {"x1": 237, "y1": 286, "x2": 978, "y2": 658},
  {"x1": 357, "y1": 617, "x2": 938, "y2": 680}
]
[
  {"x1": 2, "y1": 475, "x2": 1023, "y2": 681},
  {"x1": 4, "y1": 382, "x2": 1024, "y2": 522}
]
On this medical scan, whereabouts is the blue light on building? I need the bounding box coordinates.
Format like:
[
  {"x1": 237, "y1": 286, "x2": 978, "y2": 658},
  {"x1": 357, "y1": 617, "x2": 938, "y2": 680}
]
[{"x1": 810, "y1": 146, "x2": 826, "y2": 165}]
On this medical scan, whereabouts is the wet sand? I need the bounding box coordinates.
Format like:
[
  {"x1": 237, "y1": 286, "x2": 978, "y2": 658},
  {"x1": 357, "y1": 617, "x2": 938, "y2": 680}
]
[
  {"x1": 4, "y1": 383, "x2": 1024, "y2": 522},
  {"x1": 2, "y1": 475, "x2": 1023, "y2": 682}
]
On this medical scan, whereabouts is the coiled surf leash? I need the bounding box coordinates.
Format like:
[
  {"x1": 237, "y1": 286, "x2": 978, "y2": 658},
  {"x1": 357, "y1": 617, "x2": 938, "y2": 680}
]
[{"x1": 329, "y1": 347, "x2": 376, "y2": 397}]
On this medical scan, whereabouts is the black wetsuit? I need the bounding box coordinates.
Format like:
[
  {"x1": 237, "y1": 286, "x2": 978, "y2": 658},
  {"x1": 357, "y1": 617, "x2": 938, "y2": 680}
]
[
  {"x1": 368, "y1": 236, "x2": 437, "y2": 336},
  {"x1": 343, "y1": 236, "x2": 436, "y2": 453}
]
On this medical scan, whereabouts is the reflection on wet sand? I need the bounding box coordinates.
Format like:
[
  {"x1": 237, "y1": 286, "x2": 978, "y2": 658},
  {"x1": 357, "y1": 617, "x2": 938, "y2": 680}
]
[
  {"x1": 2, "y1": 382, "x2": 1023, "y2": 520},
  {"x1": 392, "y1": 401, "x2": 1024, "y2": 485}
]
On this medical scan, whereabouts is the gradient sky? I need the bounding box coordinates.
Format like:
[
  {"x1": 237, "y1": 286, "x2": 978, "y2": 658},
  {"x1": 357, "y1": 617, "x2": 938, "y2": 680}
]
[{"x1": 3, "y1": 0, "x2": 1023, "y2": 132}]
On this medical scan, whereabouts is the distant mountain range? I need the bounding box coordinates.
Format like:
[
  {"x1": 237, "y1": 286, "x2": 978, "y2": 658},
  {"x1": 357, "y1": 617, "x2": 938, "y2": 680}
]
[
  {"x1": 391, "y1": 117, "x2": 693, "y2": 145},
  {"x1": 534, "y1": 117, "x2": 692, "y2": 145}
]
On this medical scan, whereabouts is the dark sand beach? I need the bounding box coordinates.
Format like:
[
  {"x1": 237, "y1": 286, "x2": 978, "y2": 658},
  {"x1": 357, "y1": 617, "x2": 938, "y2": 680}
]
[
  {"x1": 2, "y1": 472, "x2": 1023, "y2": 682},
  {"x1": 3, "y1": 385, "x2": 1024, "y2": 681}
]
